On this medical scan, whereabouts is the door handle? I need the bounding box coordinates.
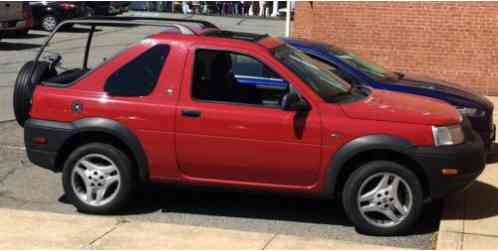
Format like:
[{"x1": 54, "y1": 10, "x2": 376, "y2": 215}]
[{"x1": 181, "y1": 109, "x2": 201, "y2": 118}]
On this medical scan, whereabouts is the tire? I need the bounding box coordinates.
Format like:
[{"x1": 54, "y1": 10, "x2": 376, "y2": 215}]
[
  {"x1": 342, "y1": 161, "x2": 424, "y2": 236},
  {"x1": 41, "y1": 15, "x2": 58, "y2": 32},
  {"x1": 15, "y1": 29, "x2": 29, "y2": 37},
  {"x1": 62, "y1": 143, "x2": 135, "y2": 214},
  {"x1": 13, "y1": 61, "x2": 53, "y2": 127}
]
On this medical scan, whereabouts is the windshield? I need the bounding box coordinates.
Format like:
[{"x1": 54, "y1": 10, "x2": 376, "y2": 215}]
[
  {"x1": 273, "y1": 45, "x2": 353, "y2": 102},
  {"x1": 325, "y1": 45, "x2": 395, "y2": 81}
]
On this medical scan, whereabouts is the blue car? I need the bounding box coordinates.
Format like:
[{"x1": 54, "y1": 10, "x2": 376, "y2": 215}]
[{"x1": 284, "y1": 38, "x2": 495, "y2": 150}]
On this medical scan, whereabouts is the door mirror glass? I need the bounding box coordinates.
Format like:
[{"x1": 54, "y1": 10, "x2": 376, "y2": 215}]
[{"x1": 281, "y1": 91, "x2": 310, "y2": 111}]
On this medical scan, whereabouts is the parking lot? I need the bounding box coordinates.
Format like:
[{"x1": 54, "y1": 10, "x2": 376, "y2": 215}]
[{"x1": 0, "y1": 14, "x2": 440, "y2": 249}]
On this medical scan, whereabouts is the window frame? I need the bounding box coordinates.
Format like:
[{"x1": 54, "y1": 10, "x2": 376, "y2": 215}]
[{"x1": 189, "y1": 47, "x2": 293, "y2": 110}]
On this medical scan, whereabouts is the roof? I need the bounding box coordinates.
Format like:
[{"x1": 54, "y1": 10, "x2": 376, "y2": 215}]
[{"x1": 56, "y1": 16, "x2": 284, "y2": 50}]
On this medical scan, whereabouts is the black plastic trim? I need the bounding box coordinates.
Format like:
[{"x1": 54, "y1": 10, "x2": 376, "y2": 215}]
[
  {"x1": 323, "y1": 134, "x2": 415, "y2": 197},
  {"x1": 24, "y1": 118, "x2": 150, "y2": 181}
]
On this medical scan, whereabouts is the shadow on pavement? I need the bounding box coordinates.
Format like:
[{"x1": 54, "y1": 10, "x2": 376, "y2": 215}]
[
  {"x1": 2, "y1": 32, "x2": 47, "y2": 39},
  {"x1": 60, "y1": 183, "x2": 441, "y2": 235},
  {"x1": 61, "y1": 27, "x2": 103, "y2": 33},
  {"x1": 443, "y1": 180, "x2": 498, "y2": 220},
  {"x1": 487, "y1": 143, "x2": 498, "y2": 164},
  {"x1": 0, "y1": 42, "x2": 40, "y2": 51}
]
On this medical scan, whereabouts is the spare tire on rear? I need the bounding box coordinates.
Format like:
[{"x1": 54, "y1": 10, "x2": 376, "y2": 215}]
[{"x1": 13, "y1": 61, "x2": 52, "y2": 127}]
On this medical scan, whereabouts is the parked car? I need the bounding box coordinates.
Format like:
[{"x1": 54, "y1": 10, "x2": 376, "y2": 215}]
[
  {"x1": 13, "y1": 17, "x2": 485, "y2": 236},
  {"x1": 83, "y1": 2, "x2": 128, "y2": 16},
  {"x1": 0, "y1": 2, "x2": 33, "y2": 39},
  {"x1": 30, "y1": 1, "x2": 87, "y2": 31},
  {"x1": 285, "y1": 38, "x2": 496, "y2": 150}
]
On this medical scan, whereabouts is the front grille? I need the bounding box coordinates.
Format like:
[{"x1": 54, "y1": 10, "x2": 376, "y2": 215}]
[{"x1": 461, "y1": 117, "x2": 476, "y2": 141}]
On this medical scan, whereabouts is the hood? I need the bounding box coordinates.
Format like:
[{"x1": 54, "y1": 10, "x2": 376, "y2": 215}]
[
  {"x1": 392, "y1": 73, "x2": 493, "y2": 111},
  {"x1": 340, "y1": 89, "x2": 461, "y2": 126}
]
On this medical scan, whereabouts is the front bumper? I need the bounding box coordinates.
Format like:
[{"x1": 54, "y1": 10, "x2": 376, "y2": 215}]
[
  {"x1": 411, "y1": 123, "x2": 486, "y2": 199},
  {"x1": 467, "y1": 114, "x2": 495, "y2": 151}
]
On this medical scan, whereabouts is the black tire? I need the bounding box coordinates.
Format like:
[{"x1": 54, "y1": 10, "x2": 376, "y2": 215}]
[
  {"x1": 14, "y1": 29, "x2": 29, "y2": 37},
  {"x1": 13, "y1": 61, "x2": 53, "y2": 127},
  {"x1": 342, "y1": 161, "x2": 424, "y2": 236},
  {"x1": 41, "y1": 15, "x2": 58, "y2": 32},
  {"x1": 62, "y1": 143, "x2": 135, "y2": 214}
]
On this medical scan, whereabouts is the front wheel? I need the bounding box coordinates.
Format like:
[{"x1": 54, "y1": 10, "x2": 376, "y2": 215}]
[
  {"x1": 342, "y1": 161, "x2": 424, "y2": 236},
  {"x1": 62, "y1": 143, "x2": 135, "y2": 214}
]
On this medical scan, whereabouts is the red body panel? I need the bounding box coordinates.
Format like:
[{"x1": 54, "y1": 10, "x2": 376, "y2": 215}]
[{"x1": 29, "y1": 34, "x2": 461, "y2": 195}]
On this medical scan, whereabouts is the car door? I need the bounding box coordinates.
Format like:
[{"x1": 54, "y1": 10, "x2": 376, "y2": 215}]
[{"x1": 175, "y1": 47, "x2": 322, "y2": 188}]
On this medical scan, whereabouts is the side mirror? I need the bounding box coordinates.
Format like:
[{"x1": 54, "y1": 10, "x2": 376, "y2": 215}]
[{"x1": 281, "y1": 91, "x2": 310, "y2": 112}]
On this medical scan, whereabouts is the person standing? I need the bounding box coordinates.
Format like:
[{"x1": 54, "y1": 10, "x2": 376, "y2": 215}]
[{"x1": 182, "y1": 1, "x2": 192, "y2": 14}]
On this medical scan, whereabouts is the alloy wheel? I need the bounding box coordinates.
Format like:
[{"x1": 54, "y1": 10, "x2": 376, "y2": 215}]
[
  {"x1": 356, "y1": 172, "x2": 413, "y2": 228},
  {"x1": 42, "y1": 16, "x2": 57, "y2": 31},
  {"x1": 71, "y1": 153, "x2": 121, "y2": 207}
]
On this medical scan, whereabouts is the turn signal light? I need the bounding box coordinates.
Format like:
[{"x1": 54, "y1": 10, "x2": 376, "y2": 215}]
[{"x1": 442, "y1": 168, "x2": 459, "y2": 176}]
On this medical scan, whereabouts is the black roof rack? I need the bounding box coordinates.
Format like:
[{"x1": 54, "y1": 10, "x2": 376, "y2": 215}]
[
  {"x1": 54, "y1": 16, "x2": 219, "y2": 35},
  {"x1": 76, "y1": 16, "x2": 219, "y2": 29},
  {"x1": 202, "y1": 30, "x2": 269, "y2": 42}
]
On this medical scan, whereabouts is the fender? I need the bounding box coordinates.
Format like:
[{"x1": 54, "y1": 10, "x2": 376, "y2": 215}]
[
  {"x1": 72, "y1": 118, "x2": 149, "y2": 181},
  {"x1": 322, "y1": 134, "x2": 416, "y2": 197},
  {"x1": 24, "y1": 118, "x2": 149, "y2": 181}
]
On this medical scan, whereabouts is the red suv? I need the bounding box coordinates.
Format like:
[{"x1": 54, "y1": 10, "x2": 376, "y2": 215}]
[{"x1": 14, "y1": 17, "x2": 485, "y2": 236}]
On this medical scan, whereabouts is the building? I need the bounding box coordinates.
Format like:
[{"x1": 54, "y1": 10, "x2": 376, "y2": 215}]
[{"x1": 293, "y1": 2, "x2": 498, "y2": 95}]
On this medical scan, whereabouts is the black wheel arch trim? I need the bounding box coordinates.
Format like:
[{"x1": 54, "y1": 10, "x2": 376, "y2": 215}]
[
  {"x1": 322, "y1": 134, "x2": 416, "y2": 197},
  {"x1": 25, "y1": 118, "x2": 149, "y2": 181}
]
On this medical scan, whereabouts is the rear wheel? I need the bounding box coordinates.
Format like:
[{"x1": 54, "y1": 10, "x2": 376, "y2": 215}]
[
  {"x1": 342, "y1": 161, "x2": 424, "y2": 235},
  {"x1": 62, "y1": 143, "x2": 135, "y2": 214}
]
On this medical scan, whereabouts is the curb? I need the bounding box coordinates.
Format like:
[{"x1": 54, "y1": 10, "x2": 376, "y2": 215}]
[{"x1": 0, "y1": 208, "x2": 403, "y2": 250}]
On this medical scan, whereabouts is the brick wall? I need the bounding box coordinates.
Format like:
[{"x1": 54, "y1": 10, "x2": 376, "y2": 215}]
[{"x1": 293, "y1": 2, "x2": 498, "y2": 95}]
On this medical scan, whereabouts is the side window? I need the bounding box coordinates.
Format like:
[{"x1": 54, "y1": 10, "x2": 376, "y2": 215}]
[
  {"x1": 230, "y1": 54, "x2": 280, "y2": 79},
  {"x1": 192, "y1": 49, "x2": 288, "y2": 107},
  {"x1": 105, "y1": 44, "x2": 170, "y2": 96}
]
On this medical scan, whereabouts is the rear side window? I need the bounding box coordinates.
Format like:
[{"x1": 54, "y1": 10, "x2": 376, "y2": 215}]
[{"x1": 105, "y1": 44, "x2": 169, "y2": 96}]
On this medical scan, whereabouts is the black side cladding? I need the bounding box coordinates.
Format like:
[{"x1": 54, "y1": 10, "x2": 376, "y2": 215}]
[{"x1": 24, "y1": 118, "x2": 150, "y2": 181}]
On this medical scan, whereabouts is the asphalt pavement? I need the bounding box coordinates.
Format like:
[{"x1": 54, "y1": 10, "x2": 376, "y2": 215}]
[{"x1": 0, "y1": 13, "x2": 440, "y2": 249}]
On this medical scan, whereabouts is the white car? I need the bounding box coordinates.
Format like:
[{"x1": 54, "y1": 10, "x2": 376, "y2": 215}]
[{"x1": 0, "y1": 2, "x2": 32, "y2": 40}]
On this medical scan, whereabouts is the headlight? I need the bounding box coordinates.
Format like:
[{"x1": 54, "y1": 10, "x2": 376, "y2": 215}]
[
  {"x1": 432, "y1": 125, "x2": 464, "y2": 146},
  {"x1": 457, "y1": 107, "x2": 485, "y2": 117}
]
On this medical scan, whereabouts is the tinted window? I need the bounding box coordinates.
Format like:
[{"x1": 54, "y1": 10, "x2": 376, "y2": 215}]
[
  {"x1": 105, "y1": 45, "x2": 169, "y2": 96},
  {"x1": 192, "y1": 49, "x2": 288, "y2": 107}
]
